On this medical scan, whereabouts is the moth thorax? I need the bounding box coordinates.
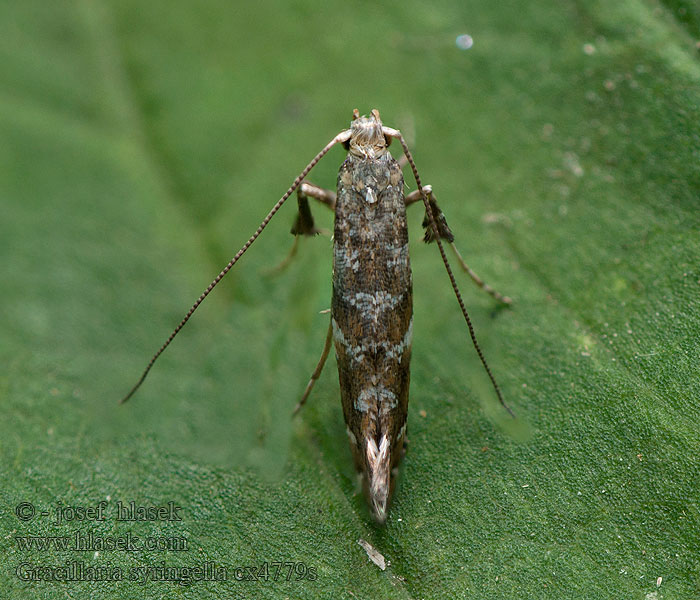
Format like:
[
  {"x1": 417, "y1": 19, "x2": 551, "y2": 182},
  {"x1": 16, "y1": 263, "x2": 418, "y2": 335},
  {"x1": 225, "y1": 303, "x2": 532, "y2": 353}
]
[
  {"x1": 349, "y1": 109, "x2": 387, "y2": 159},
  {"x1": 365, "y1": 434, "x2": 391, "y2": 523}
]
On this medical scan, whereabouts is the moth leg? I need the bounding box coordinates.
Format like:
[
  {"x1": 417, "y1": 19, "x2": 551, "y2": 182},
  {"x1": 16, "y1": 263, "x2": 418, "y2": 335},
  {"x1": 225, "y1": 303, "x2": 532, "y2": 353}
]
[
  {"x1": 290, "y1": 182, "x2": 336, "y2": 235},
  {"x1": 293, "y1": 319, "x2": 333, "y2": 416},
  {"x1": 405, "y1": 186, "x2": 513, "y2": 305},
  {"x1": 268, "y1": 182, "x2": 336, "y2": 274}
]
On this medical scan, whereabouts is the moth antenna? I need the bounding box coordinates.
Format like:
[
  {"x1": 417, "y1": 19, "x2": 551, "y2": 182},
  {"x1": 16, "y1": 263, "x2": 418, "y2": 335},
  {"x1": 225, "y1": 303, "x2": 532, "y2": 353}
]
[
  {"x1": 384, "y1": 127, "x2": 514, "y2": 417},
  {"x1": 120, "y1": 128, "x2": 352, "y2": 404}
]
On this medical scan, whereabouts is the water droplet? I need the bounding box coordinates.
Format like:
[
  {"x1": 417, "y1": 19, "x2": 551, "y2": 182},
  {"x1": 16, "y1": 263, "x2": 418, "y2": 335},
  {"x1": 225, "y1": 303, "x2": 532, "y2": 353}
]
[{"x1": 456, "y1": 34, "x2": 473, "y2": 50}]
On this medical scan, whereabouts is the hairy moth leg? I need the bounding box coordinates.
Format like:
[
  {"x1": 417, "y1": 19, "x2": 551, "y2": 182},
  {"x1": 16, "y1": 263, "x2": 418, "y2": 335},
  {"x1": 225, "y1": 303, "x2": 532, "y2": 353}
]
[
  {"x1": 268, "y1": 182, "x2": 337, "y2": 274},
  {"x1": 405, "y1": 186, "x2": 513, "y2": 305},
  {"x1": 291, "y1": 182, "x2": 336, "y2": 234}
]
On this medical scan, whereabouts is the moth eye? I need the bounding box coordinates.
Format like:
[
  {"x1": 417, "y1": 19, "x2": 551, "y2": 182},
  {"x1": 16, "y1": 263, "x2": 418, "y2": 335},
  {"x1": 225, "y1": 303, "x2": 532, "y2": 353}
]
[
  {"x1": 383, "y1": 135, "x2": 393, "y2": 148},
  {"x1": 342, "y1": 139, "x2": 351, "y2": 151}
]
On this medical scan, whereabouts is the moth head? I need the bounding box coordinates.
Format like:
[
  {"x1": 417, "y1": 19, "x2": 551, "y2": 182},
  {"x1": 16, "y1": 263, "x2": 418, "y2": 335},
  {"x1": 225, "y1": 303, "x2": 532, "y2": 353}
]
[{"x1": 347, "y1": 108, "x2": 389, "y2": 159}]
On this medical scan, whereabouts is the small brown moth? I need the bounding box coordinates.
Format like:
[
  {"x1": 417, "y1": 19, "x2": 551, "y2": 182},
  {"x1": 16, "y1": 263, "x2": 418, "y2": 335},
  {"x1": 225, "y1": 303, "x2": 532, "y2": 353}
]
[{"x1": 121, "y1": 109, "x2": 512, "y2": 523}]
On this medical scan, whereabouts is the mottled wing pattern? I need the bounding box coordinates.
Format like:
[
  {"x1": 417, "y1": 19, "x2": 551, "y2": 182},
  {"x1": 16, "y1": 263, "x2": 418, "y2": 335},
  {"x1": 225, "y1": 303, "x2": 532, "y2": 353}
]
[{"x1": 331, "y1": 152, "x2": 412, "y2": 485}]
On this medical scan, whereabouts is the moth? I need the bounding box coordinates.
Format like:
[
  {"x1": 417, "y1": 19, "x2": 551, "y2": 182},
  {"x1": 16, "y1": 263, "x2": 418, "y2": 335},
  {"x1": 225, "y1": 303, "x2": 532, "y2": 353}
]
[{"x1": 121, "y1": 109, "x2": 512, "y2": 523}]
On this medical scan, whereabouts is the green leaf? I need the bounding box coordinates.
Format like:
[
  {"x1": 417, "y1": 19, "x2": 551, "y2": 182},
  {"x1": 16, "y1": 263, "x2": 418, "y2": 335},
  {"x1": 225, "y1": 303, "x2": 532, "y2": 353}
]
[{"x1": 1, "y1": 1, "x2": 698, "y2": 598}]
